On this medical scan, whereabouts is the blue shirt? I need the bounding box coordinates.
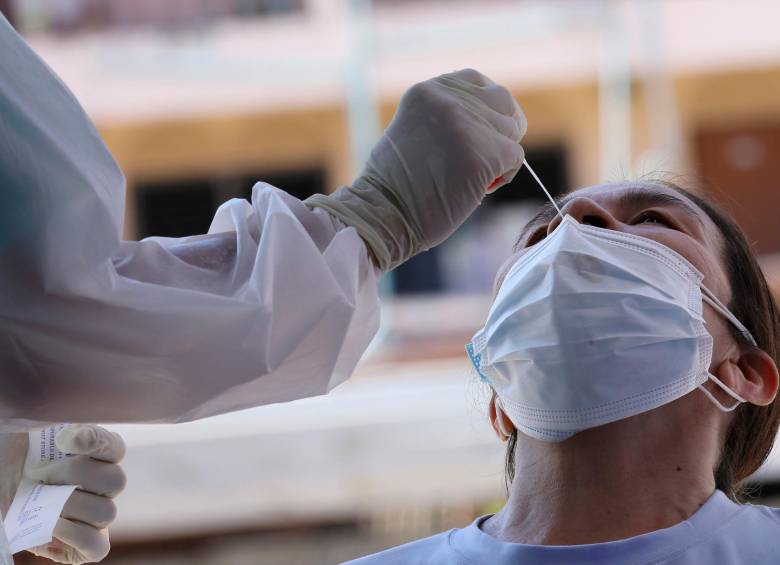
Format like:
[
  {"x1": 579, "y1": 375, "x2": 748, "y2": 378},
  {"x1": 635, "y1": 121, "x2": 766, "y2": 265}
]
[{"x1": 346, "y1": 490, "x2": 780, "y2": 564}]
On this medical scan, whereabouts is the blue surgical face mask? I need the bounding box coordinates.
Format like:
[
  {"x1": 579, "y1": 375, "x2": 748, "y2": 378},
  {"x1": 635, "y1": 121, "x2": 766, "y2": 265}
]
[{"x1": 466, "y1": 215, "x2": 755, "y2": 442}]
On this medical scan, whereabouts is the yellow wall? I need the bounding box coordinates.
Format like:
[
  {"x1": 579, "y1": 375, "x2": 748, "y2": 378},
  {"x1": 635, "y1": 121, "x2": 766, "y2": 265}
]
[{"x1": 100, "y1": 108, "x2": 351, "y2": 239}]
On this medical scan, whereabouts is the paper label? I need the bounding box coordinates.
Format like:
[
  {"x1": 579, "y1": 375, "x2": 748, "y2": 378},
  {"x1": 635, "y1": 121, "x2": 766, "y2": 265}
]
[
  {"x1": 1, "y1": 425, "x2": 76, "y2": 555},
  {"x1": 3, "y1": 479, "x2": 76, "y2": 554},
  {"x1": 27, "y1": 425, "x2": 67, "y2": 467}
]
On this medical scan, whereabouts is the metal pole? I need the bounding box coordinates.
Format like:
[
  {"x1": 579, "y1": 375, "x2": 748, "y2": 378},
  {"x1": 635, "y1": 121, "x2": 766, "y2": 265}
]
[
  {"x1": 635, "y1": 0, "x2": 685, "y2": 176},
  {"x1": 344, "y1": 0, "x2": 380, "y2": 176},
  {"x1": 344, "y1": 0, "x2": 395, "y2": 349},
  {"x1": 598, "y1": 1, "x2": 632, "y2": 182}
]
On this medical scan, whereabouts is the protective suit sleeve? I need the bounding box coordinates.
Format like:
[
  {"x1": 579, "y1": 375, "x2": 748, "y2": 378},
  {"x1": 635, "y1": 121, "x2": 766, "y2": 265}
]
[
  {"x1": 0, "y1": 12, "x2": 380, "y2": 428},
  {"x1": 0, "y1": 524, "x2": 9, "y2": 565}
]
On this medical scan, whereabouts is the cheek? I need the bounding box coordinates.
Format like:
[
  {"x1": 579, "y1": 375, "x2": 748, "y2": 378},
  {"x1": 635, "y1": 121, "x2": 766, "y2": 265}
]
[
  {"x1": 705, "y1": 311, "x2": 737, "y2": 367},
  {"x1": 628, "y1": 229, "x2": 734, "y2": 356},
  {"x1": 634, "y1": 230, "x2": 729, "y2": 296},
  {"x1": 676, "y1": 247, "x2": 735, "y2": 361}
]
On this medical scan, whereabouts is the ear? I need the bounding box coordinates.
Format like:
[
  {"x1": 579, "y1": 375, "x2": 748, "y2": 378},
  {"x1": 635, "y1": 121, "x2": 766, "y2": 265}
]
[
  {"x1": 712, "y1": 348, "x2": 779, "y2": 407},
  {"x1": 489, "y1": 393, "x2": 516, "y2": 442}
]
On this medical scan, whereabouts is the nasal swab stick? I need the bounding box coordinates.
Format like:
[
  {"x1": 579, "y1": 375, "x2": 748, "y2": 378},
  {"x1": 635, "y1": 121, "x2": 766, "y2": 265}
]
[{"x1": 524, "y1": 159, "x2": 564, "y2": 219}]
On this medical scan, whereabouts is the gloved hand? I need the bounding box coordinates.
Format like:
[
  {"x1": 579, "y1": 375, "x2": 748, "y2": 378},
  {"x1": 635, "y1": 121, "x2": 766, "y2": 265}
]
[
  {"x1": 0, "y1": 425, "x2": 126, "y2": 564},
  {"x1": 305, "y1": 68, "x2": 527, "y2": 272},
  {"x1": 0, "y1": 433, "x2": 27, "y2": 520}
]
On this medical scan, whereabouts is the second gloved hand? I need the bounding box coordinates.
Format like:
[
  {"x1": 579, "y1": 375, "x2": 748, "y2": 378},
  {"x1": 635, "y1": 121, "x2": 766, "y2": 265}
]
[
  {"x1": 305, "y1": 68, "x2": 527, "y2": 272},
  {"x1": 25, "y1": 425, "x2": 126, "y2": 564}
]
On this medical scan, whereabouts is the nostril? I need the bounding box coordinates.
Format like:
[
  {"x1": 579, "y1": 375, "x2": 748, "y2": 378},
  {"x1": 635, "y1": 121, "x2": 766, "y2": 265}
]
[{"x1": 582, "y1": 215, "x2": 607, "y2": 228}]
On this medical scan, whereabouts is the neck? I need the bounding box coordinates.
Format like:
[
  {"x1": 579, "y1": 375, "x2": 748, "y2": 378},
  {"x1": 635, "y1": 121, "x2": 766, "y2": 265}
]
[{"x1": 483, "y1": 408, "x2": 720, "y2": 545}]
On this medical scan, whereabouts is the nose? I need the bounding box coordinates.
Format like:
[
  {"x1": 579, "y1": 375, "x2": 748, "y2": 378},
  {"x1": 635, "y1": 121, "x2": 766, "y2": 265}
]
[{"x1": 546, "y1": 196, "x2": 620, "y2": 235}]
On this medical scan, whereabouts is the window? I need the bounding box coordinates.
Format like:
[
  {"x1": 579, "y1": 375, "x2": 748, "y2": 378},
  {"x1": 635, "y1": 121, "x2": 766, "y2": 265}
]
[
  {"x1": 137, "y1": 179, "x2": 215, "y2": 239},
  {"x1": 136, "y1": 168, "x2": 325, "y2": 239}
]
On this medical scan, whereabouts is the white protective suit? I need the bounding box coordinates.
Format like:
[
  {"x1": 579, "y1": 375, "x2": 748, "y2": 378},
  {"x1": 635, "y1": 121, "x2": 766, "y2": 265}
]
[
  {"x1": 0, "y1": 13, "x2": 379, "y2": 428},
  {"x1": 0, "y1": 13, "x2": 376, "y2": 561}
]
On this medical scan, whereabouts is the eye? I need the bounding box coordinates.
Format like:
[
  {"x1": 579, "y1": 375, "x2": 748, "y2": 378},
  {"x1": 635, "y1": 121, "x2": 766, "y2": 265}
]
[{"x1": 633, "y1": 211, "x2": 674, "y2": 228}]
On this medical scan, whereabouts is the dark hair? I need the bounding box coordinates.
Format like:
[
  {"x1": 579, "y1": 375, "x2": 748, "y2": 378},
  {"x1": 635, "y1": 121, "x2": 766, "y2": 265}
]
[{"x1": 503, "y1": 182, "x2": 780, "y2": 501}]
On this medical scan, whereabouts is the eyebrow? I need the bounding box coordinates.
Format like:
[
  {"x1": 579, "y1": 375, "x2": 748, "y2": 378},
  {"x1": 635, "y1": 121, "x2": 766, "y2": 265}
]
[{"x1": 513, "y1": 185, "x2": 706, "y2": 251}]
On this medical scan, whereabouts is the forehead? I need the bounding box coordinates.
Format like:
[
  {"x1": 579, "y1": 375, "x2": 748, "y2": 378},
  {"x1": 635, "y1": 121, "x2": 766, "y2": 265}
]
[{"x1": 572, "y1": 181, "x2": 696, "y2": 204}]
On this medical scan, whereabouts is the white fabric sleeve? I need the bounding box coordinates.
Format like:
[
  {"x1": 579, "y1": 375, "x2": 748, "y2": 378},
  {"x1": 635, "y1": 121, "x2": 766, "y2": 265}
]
[
  {"x1": 0, "y1": 13, "x2": 380, "y2": 428},
  {"x1": 0, "y1": 521, "x2": 10, "y2": 565}
]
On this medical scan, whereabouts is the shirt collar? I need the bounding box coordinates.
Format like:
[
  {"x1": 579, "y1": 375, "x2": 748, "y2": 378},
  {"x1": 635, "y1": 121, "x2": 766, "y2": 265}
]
[{"x1": 450, "y1": 490, "x2": 744, "y2": 565}]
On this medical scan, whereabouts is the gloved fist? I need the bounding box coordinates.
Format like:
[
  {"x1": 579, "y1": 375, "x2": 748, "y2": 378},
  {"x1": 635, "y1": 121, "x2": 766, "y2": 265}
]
[
  {"x1": 306, "y1": 68, "x2": 526, "y2": 271},
  {"x1": 24, "y1": 425, "x2": 126, "y2": 564}
]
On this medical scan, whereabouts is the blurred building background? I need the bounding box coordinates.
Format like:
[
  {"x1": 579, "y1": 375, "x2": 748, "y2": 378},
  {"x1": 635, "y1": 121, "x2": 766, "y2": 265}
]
[{"x1": 3, "y1": 0, "x2": 780, "y2": 563}]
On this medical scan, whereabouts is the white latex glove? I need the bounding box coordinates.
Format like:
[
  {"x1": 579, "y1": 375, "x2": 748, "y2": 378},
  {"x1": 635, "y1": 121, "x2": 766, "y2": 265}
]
[
  {"x1": 0, "y1": 425, "x2": 126, "y2": 564},
  {"x1": 0, "y1": 433, "x2": 27, "y2": 521},
  {"x1": 306, "y1": 68, "x2": 527, "y2": 272}
]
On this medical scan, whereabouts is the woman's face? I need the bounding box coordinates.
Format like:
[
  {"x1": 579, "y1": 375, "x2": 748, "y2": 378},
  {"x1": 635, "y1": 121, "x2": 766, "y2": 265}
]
[{"x1": 497, "y1": 181, "x2": 738, "y2": 368}]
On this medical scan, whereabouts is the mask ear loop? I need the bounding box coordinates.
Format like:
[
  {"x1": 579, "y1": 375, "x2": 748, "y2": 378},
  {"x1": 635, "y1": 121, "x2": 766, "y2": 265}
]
[
  {"x1": 698, "y1": 375, "x2": 747, "y2": 412},
  {"x1": 697, "y1": 286, "x2": 754, "y2": 411},
  {"x1": 700, "y1": 286, "x2": 757, "y2": 347}
]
